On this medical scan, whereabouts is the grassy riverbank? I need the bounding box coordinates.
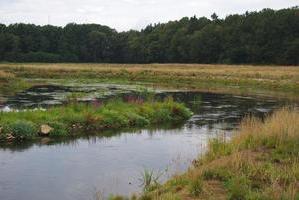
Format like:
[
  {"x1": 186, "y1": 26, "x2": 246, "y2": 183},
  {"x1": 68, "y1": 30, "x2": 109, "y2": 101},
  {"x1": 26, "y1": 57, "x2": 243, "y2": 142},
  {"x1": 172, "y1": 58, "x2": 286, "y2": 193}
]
[
  {"x1": 111, "y1": 108, "x2": 299, "y2": 200},
  {"x1": 0, "y1": 99, "x2": 192, "y2": 142},
  {"x1": 0, "y1": 63, "x2": 298, "y2": 99}
]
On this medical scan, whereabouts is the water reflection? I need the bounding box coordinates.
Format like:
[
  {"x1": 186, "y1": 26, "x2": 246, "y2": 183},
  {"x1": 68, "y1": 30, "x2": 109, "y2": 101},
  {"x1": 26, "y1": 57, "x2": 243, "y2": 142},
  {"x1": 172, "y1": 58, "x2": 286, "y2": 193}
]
[{"x1": 0, "y1": 87, "x2": 291, "y2": 200}]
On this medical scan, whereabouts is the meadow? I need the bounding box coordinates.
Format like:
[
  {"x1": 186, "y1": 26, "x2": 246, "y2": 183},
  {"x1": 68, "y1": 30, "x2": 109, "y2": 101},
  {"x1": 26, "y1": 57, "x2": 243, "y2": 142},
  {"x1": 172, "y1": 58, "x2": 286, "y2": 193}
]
[{"x1": 0, "y1": 63, "x2": 298, "y2": 99}]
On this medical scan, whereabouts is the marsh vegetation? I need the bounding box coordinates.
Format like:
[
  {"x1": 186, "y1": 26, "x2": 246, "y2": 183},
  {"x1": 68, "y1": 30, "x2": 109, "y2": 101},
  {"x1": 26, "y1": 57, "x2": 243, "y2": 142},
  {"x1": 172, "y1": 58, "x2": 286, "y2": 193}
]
[
  {"x1": 111, "y1": 108, "x2": 299, "y2": 200},
  {"x1": 0, "y1": 63, "x2": 298, "y2": 99}
]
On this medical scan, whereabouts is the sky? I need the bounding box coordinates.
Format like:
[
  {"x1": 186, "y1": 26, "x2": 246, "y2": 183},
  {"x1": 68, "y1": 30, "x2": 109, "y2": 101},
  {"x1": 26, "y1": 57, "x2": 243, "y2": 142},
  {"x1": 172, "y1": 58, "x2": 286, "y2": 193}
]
[{"x1": 0, "y1": 0, "x2": 298, "y2": 31}]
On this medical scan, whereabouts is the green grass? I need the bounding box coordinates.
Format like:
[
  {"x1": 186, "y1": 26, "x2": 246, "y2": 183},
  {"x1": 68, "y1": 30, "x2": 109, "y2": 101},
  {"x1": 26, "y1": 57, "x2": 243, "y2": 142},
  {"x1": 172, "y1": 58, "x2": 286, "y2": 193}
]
[
  {"x1": 0, "y1": 98, "x2": 192, "y2": 142},
  {"x1": 117, "y1": 108, "x2": 299, "y2": 200}
]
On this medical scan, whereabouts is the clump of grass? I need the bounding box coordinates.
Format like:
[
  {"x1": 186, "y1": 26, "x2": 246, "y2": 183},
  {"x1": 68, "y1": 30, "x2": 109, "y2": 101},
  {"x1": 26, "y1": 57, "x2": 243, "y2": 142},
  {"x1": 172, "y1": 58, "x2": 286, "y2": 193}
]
[
  {"x1": 6, "y1": 120, "x2": 38, "y2": 140},
  {"x1": 0, "y1": 99, "x2": 192, "y2": 142},
  {"x1": 189, "y1": 176, "x2": 203, "y2": 196},
  {"x1": 137, "y1": 108, "x2": 299, "y2": 199},
  {"x1": 139, "y1": 169, "x2": 162, "y2": 193}
]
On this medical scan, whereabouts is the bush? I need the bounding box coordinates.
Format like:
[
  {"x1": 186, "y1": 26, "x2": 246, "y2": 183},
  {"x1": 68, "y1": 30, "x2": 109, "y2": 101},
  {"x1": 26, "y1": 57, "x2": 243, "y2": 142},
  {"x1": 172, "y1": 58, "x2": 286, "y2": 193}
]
[{"x1": 9, "y1": 120, "x2": 38, "y2": 140}]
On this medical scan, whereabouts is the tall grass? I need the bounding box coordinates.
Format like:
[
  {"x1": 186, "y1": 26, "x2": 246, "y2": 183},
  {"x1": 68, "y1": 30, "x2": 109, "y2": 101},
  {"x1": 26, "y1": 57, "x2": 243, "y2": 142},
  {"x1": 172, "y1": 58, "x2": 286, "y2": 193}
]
[
  {"x1": 0, "y1": 69, "x2": 31, "y2": 95},
  {"x1": 135, "y1": 108, "x2": 299, "y2": 200}
]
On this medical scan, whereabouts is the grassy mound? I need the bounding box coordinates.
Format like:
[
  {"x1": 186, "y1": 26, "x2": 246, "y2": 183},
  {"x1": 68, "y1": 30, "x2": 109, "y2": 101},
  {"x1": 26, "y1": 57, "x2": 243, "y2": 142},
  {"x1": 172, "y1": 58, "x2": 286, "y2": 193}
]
[
  {"x1": 113, "y1": 108, "x2": 299, "y2": 200},
  {"x1": 0, "y1": 99, "x2": 192, "y2": 142}
]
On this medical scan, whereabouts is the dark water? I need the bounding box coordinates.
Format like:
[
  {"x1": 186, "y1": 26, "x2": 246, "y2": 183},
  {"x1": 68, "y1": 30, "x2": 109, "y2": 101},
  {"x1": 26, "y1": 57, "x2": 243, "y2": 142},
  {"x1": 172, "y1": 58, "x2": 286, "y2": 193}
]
[{"x1": 0, "y1": 85, "x2": 288, "y2": 200}]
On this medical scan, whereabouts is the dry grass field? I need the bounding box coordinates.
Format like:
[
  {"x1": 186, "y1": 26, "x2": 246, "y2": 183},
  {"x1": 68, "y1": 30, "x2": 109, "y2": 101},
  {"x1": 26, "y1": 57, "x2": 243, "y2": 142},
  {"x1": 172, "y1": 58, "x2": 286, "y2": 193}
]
[{"x1": 0, "y1": 63, "x2": 298, "y2": 99}]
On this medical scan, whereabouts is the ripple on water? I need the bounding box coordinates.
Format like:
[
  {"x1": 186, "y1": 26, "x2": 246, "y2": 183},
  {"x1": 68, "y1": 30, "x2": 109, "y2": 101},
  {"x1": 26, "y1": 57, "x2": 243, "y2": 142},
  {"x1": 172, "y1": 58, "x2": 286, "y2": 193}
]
[{"x1": 0, "y1": 85, "x2": 291, "y2": 200}]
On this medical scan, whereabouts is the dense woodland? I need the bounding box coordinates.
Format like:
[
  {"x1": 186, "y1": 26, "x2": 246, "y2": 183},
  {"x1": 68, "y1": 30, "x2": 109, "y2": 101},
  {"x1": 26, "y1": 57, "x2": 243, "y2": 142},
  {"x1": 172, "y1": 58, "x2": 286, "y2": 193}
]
[{"x1": 0, "y1": 7, "x2": 298, "y2": 65}]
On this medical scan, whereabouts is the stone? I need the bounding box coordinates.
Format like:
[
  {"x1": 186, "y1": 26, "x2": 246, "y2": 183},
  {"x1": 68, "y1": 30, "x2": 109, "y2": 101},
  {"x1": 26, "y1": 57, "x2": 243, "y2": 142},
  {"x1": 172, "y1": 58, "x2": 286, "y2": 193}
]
[
  {"x1": 40, "y1": 124, "x2": 53, "y2": 136},
  {"x1": 6, "y1": 134, "x2": 15, "y2": 141}
]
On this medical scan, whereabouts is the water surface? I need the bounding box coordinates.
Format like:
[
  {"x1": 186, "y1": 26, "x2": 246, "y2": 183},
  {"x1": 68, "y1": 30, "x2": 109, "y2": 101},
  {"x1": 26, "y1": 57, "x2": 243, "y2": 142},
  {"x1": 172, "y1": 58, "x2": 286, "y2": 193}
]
[{"x1": 0, "y1": 86, "x2": 289, "y2": 200}]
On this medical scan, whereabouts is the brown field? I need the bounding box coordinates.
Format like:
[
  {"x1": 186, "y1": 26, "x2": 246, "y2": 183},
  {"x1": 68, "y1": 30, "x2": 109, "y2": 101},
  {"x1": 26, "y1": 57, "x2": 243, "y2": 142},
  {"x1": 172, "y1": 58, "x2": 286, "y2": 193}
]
[{"x1": 0, "y1": 63, "x2": 298, "y2": 99}]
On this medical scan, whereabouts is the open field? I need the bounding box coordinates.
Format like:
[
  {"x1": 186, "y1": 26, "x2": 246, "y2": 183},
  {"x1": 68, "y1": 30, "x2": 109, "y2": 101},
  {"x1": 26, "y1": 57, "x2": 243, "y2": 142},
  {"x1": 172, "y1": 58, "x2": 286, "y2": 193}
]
[
  {"x1": 111, "y1": 108, "x2": 299, "y2": 200},
  {"x1": 0, "y1": 63, "x2": 298, "y2": 99}
]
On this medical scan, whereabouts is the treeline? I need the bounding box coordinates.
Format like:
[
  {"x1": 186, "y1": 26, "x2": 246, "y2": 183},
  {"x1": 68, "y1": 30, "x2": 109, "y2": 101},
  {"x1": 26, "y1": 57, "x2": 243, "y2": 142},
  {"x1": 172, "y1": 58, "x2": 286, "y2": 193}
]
[{"x1": 0, "y1": 7, "x2": 298, "y2": 65}]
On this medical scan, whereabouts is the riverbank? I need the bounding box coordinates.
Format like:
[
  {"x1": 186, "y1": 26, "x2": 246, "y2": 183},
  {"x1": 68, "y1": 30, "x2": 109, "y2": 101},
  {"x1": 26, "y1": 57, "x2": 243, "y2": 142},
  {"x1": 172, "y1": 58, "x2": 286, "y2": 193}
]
[
  {"x1": 112, "y1": 108, "x2": 299, "y2": 200},
  {"x1": 0, "y1": 99, "x2": 192, "y2": 142},
  {"x1": 0, "y1": 63, "x2": 298, "y2": 100}
]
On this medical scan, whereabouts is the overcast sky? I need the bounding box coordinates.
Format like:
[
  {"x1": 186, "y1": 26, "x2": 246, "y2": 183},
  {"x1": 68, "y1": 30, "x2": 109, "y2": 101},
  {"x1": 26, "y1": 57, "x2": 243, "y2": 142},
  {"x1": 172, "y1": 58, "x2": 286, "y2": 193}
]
[{"x1": 0, "y1": 0, "x2": 298, "y2": 31}]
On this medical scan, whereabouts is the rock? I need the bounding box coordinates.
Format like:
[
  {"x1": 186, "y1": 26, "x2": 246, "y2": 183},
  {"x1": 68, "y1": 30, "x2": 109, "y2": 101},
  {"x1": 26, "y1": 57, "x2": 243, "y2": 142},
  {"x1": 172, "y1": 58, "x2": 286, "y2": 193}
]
[
  {"x1": 6, "y1": 134, "x2": 15, "y2": 141},
  {"x1": 39, "y1": 124, "x2": 53, "y2": 136}
]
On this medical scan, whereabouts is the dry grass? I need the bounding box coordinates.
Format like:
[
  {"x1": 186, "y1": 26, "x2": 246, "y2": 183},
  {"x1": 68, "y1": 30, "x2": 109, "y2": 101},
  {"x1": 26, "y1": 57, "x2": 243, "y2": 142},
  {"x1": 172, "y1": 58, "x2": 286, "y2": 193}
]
[
  {"x1": 134, "y1": 108, "x2": 299, "y2": 200},
  {"x1": 0, "y1": 63, "x2": 298, "y2": 99},
  {"x1": 0, "y1": 70, "x2": 14, "y2": 80},
  {"x1": 0, "y1": 63, "x2": 298, "y2": 80}
]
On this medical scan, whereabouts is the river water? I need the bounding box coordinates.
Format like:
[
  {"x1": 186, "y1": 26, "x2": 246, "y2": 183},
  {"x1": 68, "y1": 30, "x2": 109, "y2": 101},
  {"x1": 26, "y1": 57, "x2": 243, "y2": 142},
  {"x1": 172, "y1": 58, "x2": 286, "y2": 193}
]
[{"x1": 0, "y1": 85, "x2": 289, "y2": 200}]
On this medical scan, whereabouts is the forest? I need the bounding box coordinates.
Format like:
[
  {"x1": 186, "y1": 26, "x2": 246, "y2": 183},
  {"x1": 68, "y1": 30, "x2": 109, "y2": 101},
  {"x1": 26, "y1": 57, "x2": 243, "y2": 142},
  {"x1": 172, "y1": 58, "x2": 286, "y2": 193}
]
[{"x1": 0, "y1": 7, "x2": 298, "y2": 65}]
